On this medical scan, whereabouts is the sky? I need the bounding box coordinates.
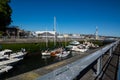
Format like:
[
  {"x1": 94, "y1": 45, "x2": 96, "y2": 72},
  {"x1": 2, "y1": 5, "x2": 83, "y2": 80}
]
[{"x1": 10, "y1": 0, "x2": 120, "y2": 37}]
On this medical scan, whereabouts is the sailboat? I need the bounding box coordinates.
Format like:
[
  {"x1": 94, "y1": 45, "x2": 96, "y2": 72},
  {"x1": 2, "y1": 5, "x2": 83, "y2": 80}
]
[
  {"x1": 42, "y1": 16, "x2": 71, "y2": 57},
  {"x1": 42, "y1": 16, "x2": 56, "y2": 56},
  {"x1": 41, "y1": 28, "x2": 51, "y2": 56}
]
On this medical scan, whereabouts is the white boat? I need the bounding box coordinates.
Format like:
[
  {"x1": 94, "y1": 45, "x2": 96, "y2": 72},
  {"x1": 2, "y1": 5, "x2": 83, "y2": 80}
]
[
  {"x1": 66, "y1": 41, "x2": 88, "y2": 52},
  {"x1": 72, "y1": 46, "x2": 88, "y2": 52},
  {"x1": 0, "y1": 49, "x2": 12, "y2": 56},
  {"x1": 0, "y1": 49, "x2": 27, "y2": 59},
  {"x1": 0, "y1": 65, "x2": 13, "y2": 74},
  {"x1": 0, "y1": 56, "x2": 6, "y2": 60},
  {"x1": 41, "y1": 49, "x2": 51, "y2": 56},
  {"x1": 7, "y1": 51, "x2": 27, "y2": 59},
  {"x1": 0, "y1": 58, "x2": 23, "y2": 66},
  {"x1": 42, "y1": 52, "x2": 51, "y2": 56},
  {"x1": 50, "y1": 48, "x2": 63, "y2": 56},
  {"x1": 42, "y1": 48, "x2": 63, "y2": 56},
  {"x1": 56, "y1": 51, "x2": 70, "y2": 57},
  {"x1": 69, "y1": 40, "x2": 80, "y2": 45},
  {"x1": 0, "y1": 49, "x2": 12, "y2": 60},
  {"x1": 0, "y1": 49, "x2": 12, "y2": 54}
]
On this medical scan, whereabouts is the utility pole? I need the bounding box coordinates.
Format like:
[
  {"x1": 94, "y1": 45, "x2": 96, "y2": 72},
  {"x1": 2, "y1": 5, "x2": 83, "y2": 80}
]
[{"x1": 95, "y1": 26, "x2": 98, "y2": 40}]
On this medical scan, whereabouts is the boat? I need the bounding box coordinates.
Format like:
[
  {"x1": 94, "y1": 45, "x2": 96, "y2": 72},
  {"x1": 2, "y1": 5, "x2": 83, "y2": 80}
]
[
  {"x1": 0, "y1": 49, "x2": 12, "y2": 60},
  {"x1": 0, "y1": 58, "x2": 23, "y2": 66},
  {"x1": 69, "y1": 40, "x2": 80, "y2": 45},
  {"x1": 41, "y1": 49, "x2": 51, "y2": 56},
  {"x1": 0, "y1": 56, "x2": 6, "y2": 60},
  {"x1": 42, "y1": 48, "x2": 63, "y2": 56},
  {"x1": 66, "y1": 40, "x2": 88, "y2": 52},
  {"x1": 0, "y1": 65, "x2": 13, "y2": 74},
  {"x1": 6, "y1": 51, "x2": 27, "y2": 59},
  {"x1": 0, "y1": 48, "x2": 27, "y2": 59},
  {"x1": 42, "y1": 52, "x2": 51, "y2": 56},
  {"x1": 72, "y1": 45, "x2": 88, "y2": 52},
  {"x1": 50, "y1": 47, "x2": 71, "y2": 57},
  {"x1": 50, "y1": 48, "x2": 63, "y2": 56},
  {"x1": 56, "y1": 50, "x2": 71, "y2": 57}
]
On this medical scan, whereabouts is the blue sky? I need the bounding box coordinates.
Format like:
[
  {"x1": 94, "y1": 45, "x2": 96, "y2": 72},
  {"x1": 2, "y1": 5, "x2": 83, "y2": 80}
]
[{"x1": 10, "y1": 0, "x2": 120, "y2": 37}]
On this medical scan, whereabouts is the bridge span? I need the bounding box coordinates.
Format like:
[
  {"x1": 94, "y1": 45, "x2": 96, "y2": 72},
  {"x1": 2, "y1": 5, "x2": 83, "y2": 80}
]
[{"x1": 7, "y1": 40, "x2": 120, "y2": 80}]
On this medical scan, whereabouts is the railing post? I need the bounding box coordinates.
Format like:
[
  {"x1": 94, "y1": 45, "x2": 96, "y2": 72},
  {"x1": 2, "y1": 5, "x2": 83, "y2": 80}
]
[
  {"x1": 96, "y1": 56, "x2": 102, "y2": 76},
  {"x1": 109, "y1": 48, "x2": 112, "y2": 57},
  {"x1": 113, "y1": 44, "x2": 117, "y2": 51}
]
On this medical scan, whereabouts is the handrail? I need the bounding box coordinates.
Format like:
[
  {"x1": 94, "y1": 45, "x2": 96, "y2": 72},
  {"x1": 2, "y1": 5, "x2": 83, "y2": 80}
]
[{"x1": 37, "y1": 40, "x2": 120, "y2": 80}]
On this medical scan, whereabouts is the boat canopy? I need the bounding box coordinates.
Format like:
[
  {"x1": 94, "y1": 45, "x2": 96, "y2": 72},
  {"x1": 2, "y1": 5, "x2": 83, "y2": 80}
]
[
  {"x1": 69, "y1": 41, "x2": 80, "y2": 45},
  {"x1": 0, "y1": 49, "x2": 12, "y2": 55}
]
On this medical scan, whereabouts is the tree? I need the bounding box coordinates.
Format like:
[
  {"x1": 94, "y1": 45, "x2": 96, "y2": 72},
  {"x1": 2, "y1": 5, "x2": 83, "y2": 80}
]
[{"x1": 0, "y1": 0, "x2": 12, "y2": 31}]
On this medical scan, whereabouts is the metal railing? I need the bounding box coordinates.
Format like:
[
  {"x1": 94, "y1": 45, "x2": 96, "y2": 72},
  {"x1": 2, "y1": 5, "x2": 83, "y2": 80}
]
[{"x1": 37, "y1": 40, "x2": 120, "y2": 80}]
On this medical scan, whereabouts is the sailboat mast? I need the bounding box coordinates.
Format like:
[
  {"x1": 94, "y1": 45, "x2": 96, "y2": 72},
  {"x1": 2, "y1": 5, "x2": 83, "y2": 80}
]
[
  {"x1": 46, "y1": 28, "x2": 48, "y2": 47},
  {"x1": 54, "y1": 16, "x2": 56, "y2": 47}
]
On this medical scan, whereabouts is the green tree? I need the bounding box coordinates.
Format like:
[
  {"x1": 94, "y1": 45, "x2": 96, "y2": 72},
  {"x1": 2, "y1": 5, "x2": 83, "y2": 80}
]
[{"x1": 0, "y1": 0, "x2": 12, "y2": 31}]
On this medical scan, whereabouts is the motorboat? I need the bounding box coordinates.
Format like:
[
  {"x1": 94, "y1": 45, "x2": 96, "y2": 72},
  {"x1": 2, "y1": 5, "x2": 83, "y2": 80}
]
[
  {"x1": 0, "y1": 49, "x2": 12, "y2": 56},
  {"x1": 0, "y1": 49, "x2": 12, "y2": 60},
  {"x1": 0, "y1": 65, "x2": 13, "y2": 74},
  {"x1": 66, "y1": 41, "x2": 88, "y2": 52},
  {"x1": 0, "y1": 56, "x2": 6, "y2": 60},
  {"x1": 6, "y1": 51, "x2": 27, "y2": 59},
  {"x1": 0, "y1": 48, "x2": 27, "y2": 59},
  {"x1": 0, "y1": 49, "x2": 12, "y2": 55},
  {"x1": 69, "y1": 40, "x2": 80, "y2": 45},
  {"x1": 0, "y1": 58, "x2": 23, "y2": 66},
  {"x1": 71, "y1": 45, "x2": 88, "y2": 52}
]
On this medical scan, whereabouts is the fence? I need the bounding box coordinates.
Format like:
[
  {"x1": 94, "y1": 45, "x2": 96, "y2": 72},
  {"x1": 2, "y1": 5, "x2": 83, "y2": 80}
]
[{"x1": 36, "y1": 40, "x2": 120, "y2": 80}]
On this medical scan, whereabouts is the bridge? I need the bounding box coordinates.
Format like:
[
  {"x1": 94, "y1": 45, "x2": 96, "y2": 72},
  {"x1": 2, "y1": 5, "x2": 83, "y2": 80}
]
[{"x1": 7, "y1": 40, "x2": 120, "y2": 80}]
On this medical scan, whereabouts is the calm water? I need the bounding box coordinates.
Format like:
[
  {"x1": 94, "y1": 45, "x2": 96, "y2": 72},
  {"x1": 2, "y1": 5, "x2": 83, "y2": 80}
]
[{"x1": 0, "y1": 51, "x2": 73, "y2": 79}]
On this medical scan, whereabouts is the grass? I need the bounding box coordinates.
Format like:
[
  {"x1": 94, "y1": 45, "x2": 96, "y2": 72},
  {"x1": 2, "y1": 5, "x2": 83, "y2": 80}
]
[
  {"x1": 0, "y1": 42, "x2": 69, "y2": 53},
  {"x1": 0, "y1": 40, "x2": 111, "y2": 53}
]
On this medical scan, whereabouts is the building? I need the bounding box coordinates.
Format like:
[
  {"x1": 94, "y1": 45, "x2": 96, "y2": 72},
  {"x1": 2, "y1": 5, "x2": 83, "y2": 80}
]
[
  {"x1": 34, "y1": 31, "x2": 56, "y2": 38},
  {"x1": 6, "y1": 27, "x2": 19, "y2": 37},
  {"x1": 6, "y1": 26, "x2": 27, "y2": 38}
]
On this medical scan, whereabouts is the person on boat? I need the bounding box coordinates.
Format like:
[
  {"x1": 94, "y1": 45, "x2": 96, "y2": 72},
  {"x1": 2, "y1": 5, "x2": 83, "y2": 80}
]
[{"x1": 8, "y1": 52, "x2": 11, "y2": 57}]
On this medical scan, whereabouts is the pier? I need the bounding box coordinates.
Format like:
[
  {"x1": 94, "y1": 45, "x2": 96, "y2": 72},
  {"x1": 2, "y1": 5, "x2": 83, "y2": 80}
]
[{"x1": 6, "y1": 40, "x2": 120, "y2": 80}]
